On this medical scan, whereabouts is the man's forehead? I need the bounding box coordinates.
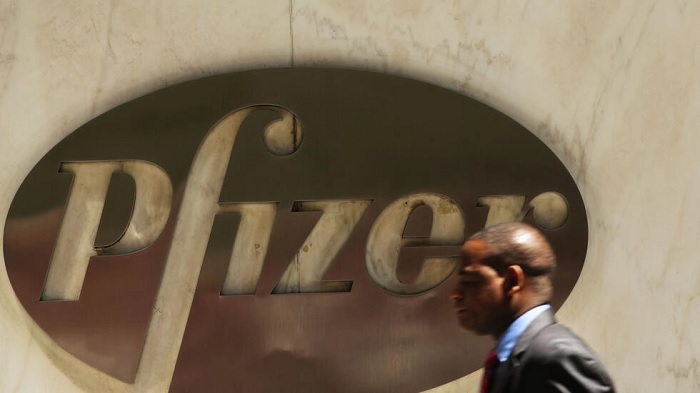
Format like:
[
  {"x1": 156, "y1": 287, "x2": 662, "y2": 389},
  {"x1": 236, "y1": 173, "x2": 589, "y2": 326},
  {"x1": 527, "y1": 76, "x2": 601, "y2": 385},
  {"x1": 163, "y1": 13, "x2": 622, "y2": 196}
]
[
  {"x1": 462, "y1": 239, "x2": 489, "y2": 258},
  {"x1": 459, "y1": 239, "x2": 491, "y2": 269}
]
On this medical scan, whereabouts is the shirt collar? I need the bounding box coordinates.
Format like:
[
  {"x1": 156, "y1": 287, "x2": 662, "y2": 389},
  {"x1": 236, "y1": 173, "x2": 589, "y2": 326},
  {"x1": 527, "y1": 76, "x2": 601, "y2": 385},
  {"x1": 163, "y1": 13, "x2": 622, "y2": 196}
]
[{"x1": 495, "y1": 304, "x2": 551, "y2": 363}]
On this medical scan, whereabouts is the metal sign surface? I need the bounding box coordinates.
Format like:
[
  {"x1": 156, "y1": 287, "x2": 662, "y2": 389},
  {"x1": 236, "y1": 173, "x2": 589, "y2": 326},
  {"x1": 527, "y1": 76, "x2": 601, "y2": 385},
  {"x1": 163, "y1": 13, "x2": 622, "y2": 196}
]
[{"x1": 3, "y1": 68, "x2": 588, "y2": 392}]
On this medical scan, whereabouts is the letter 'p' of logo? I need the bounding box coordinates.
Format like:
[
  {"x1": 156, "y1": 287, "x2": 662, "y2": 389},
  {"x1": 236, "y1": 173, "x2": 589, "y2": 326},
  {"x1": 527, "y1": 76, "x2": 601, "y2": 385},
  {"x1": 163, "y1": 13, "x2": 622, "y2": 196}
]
[
  {"x1": 3, "y1": 68, "x2": 588, "y2": 392},
  {"x1": 42, "y1": 160, "x2": 173, "y2": 301}
]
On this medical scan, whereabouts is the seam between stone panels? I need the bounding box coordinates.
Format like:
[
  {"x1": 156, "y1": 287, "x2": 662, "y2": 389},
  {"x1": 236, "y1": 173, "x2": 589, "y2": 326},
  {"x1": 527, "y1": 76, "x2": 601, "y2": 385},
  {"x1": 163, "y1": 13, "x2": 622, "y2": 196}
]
[{"x1": 289, "y1": 0, "x2": 295, "y2": 66}]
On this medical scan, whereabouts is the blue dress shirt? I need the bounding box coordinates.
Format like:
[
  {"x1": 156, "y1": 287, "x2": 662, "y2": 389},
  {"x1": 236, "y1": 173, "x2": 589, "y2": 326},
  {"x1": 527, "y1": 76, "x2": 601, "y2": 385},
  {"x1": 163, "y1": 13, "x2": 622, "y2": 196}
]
[{"x1": 495, "y1": 304, "x2": 551, "y2": 363}]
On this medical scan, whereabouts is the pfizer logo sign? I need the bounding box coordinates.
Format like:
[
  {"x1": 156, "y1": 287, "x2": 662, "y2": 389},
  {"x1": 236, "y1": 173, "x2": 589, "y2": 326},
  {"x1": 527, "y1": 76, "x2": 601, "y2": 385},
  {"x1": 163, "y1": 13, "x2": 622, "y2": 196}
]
[{"x1": 4, "y1": 68, "x2": 587, "y2": 392}]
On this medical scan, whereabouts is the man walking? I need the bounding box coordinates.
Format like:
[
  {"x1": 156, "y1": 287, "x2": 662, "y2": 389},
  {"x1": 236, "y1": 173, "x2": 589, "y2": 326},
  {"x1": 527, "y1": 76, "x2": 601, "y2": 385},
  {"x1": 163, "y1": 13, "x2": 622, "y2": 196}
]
[{"x1": 451, "y1": 222, "x2": 615, "y2": 392}]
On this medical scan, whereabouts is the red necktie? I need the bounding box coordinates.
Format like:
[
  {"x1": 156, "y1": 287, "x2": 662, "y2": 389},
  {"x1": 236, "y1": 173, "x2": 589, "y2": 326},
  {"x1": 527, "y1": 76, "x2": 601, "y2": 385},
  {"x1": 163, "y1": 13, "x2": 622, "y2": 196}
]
[{"x1": 480, "y1": 349, "x2": 500, "y2": 393}]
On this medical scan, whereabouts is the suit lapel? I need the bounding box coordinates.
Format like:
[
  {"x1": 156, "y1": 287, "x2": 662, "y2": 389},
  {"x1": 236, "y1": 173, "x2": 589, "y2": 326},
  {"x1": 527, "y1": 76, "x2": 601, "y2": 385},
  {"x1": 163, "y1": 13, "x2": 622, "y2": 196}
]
[{"x1": 489, "y1": 308, "x2": 556, "y2": 393}]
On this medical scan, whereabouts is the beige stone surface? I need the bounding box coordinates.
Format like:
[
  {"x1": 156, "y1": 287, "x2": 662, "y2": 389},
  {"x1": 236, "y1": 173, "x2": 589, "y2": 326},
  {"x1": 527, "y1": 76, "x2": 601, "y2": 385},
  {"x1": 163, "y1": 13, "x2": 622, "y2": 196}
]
[{"x1": 1, "y1": 0, "x2": 699, "y2": 391}]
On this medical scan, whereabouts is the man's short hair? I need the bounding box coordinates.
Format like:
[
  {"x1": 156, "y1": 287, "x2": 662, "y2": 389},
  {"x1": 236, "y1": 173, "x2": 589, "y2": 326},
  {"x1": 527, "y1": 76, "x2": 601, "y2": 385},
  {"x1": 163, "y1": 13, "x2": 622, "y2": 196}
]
[{"x1": 470, "y1": 222, "x2": 556, "y2": 301}]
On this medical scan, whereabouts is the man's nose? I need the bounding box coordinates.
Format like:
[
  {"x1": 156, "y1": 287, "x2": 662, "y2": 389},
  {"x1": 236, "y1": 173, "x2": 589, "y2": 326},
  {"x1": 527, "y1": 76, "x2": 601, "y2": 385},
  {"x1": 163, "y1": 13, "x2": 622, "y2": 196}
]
[{"x1": 449, "y1": 290, "x2": 462, "y2": 301}]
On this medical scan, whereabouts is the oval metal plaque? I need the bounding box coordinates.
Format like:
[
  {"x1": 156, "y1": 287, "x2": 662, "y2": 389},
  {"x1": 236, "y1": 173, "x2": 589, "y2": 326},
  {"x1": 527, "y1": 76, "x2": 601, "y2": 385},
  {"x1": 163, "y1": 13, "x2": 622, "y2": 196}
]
[{"x1": 3, "y1": 68, "x2": 588, "y2": 392}]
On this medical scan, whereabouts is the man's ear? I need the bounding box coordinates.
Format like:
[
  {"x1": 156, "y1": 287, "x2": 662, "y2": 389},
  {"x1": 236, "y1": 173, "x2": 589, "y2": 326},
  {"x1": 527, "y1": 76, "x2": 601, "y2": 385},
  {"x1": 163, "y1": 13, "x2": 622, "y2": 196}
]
[{"x1": 503, "y1": 265, "x2": 525, "y2": 296}]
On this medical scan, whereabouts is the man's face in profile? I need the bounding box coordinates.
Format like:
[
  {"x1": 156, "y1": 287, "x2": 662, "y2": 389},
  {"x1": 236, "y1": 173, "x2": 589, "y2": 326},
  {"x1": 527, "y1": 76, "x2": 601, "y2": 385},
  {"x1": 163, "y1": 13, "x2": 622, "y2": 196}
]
[{"x1": 451, "y1": 240, "x2": 508, "y2": 337}]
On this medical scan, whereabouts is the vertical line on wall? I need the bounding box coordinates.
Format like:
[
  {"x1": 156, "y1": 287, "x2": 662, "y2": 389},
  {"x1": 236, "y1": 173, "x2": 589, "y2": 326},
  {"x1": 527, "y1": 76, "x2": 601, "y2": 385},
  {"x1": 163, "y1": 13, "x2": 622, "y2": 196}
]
[{"x1": 289, "y1": 0, "x2": 295, "y2": 66}]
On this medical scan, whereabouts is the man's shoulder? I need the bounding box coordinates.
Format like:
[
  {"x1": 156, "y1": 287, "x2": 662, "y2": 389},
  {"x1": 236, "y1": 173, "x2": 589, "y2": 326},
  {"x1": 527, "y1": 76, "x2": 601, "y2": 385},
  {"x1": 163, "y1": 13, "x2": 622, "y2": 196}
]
[
  {"x1": 524, "y1": 322, "x2": 604, "y2": 367},
  {"x1": 528, "y1": 322, "x2": 592, "y2": 358},
  {"x1": 518, "y1": 322, "x2": 616, "y2": 392}
]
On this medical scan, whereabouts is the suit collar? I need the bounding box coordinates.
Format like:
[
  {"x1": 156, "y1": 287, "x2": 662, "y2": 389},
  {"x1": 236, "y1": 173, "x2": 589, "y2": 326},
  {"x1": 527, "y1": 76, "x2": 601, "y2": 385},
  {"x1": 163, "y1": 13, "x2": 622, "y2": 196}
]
[
  {"x1": 495, "y1": 304, "x2": 551, "y2": 363},
  {"x1": 510, "y1": 306, "x2": 556, "y2": 359},
  {"x1": 489, "y1": 307, "x2": 556, "y2": 393}
]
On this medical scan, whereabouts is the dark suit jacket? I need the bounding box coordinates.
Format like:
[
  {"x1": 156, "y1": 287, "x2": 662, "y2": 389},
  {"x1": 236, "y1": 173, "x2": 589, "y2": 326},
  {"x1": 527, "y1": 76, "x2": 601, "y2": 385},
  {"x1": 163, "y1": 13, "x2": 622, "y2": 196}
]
[{"x1": 490, "y1": 309, "x2": 615, "y2": 393}]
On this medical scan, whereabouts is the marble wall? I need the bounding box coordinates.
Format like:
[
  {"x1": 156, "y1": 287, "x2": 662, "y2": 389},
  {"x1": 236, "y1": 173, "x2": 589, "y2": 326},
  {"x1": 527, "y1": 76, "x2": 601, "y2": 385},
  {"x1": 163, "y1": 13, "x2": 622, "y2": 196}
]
[{"x1": 1, "y1": 1, "x2": 698, "y2": 392}]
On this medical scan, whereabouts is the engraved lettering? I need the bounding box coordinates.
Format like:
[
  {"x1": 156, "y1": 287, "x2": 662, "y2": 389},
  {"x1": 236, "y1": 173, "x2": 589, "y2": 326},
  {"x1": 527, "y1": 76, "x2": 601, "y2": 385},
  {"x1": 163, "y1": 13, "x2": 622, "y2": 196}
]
[
  {"x1": 219, "y1": 202, "x2": 278, "y2": 295},
  {"x1": 366, "y1": 193, "x2": 465, "y2": 295},
  {"x1": 477, "y1": 195, "x2": 526, "y2": 227},
  {"x1": 42, "y1": 160, "x2": 172, "y2": 301},
  {"x1": 478, "y1": 192, "x2": 569, "y2": 229},
  {"x1": 272, "y1": 200, "x2": 370, "y2": 294},
  {"x1": 528, "y1": 192, "x2": 569, "y2": 229},
  {"x1": 134, "y1": 106, "x2": 300, "y2": 391},
  {"x1": 2, "y1": 69, "x2": 590, "y2": 391}
]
